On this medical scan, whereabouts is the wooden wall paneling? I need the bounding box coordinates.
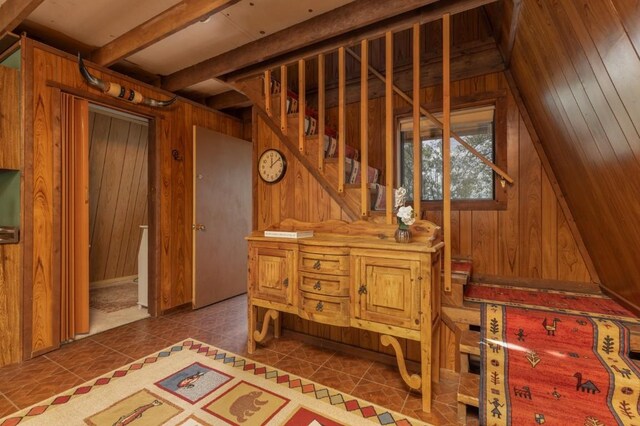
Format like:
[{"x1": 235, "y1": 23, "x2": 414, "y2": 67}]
[
  {"x1": 557, "y1": 207, "x2": 590, "y2": 282},
  {"x1": 508, "y1": 0, "x2": 640, "y2": 305},
  {"x1": 170, "y1": 102, "x2": 190, "y2": 308},
  {"x1": 458, "y1": 211, "x2": 472, "y2": 257},
  {"x1": 158, "y1": 115, "x2": 172, "y2": 312},
  {"x1": 471, "y1": 211, "x2": 498, "y2": 275},
  {"x1": 498, "y1": 91, "x2": 519, "y2": 276},
  {"x1": 103, "y1": 122, "x2": 144, "y2": 280},
  {"x1": 88, "y1": 112, "x2": 109, "y2": 244},
  {"x1": 89, "y1": 117, "x2": 131, "y2": 282},
  {"x1": 517, "y1": 114, "x2": 541, "y2": 279},
  {"x1": 30, "y1": 47, "x2": 60, "y2": 355},
  {"x1": 540, "y1": 172, "x2": 557, "y2": 279},
  {"x1": 118, "y1": 126, "x2": 149, "y2": 277},
  {"x1": 0, "y1": 65, "x2": 22, "y2": 366}
]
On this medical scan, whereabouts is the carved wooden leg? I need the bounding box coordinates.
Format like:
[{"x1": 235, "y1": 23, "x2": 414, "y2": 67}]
[
  {"x1": 274, "y1": 310, "x2": 282, "y2": 338},
  {"x1": 421, "y1": 324, "x2": 433, "y2": 413},
  {"x1": 253, "y1": 309, "x2": 279, "y2": 344},
  {"x1": 432, "y1": 321, "x2": 441, "y2": 383},
  {"x1": 248, "y1": 303, "x2": 257, "y2": 354},
  {"x1": 380, "y1": 335, "x2": 422, "y2": 389}
]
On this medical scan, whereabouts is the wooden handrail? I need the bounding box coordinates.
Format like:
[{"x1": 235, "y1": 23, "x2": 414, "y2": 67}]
[{"x1": 345, "y1": 48, "x2": 514, "y2": 185}]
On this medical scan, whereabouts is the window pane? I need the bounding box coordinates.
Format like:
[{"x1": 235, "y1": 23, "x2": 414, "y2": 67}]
[{"x1": 399, "y1": 106, "x2": 495, "y2": 202}]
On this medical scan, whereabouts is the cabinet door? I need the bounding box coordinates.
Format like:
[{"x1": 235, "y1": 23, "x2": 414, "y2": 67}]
[
  {"x1": 250, "y1": 246, "x2": 294, "y2": 305},
  {"x1": 353, "y1": 255, "x2": 421, "y2": 329}
]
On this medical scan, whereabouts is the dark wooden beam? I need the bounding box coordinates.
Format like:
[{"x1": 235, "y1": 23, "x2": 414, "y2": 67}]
[
  {"x1": 0, "y1": 0, "x2": 43, "y2": 34},
  {"x1": 223, "y1": 0, "x2": 499, "y2": 83},
  {"x1": 205, "y1": 90, "x2": 252, "y2": 110},
  {"x1": 161, "y1": 0, "x2": 450, "y2": 91},
  {"x1": 91, "y1": 0, "x2": 238, "y2": 67}
]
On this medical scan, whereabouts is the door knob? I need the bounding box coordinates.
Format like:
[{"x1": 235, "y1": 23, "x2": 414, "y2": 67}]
[{"x1": 193, "y1": 224, "x2": 206, "y2": 231}]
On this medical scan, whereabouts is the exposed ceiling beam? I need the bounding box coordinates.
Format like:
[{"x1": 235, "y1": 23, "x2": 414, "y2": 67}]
[
  {"x1": 91, "y1": 0, "x2": 239, "y2": 67},
  {"x1": 224, "y1": 0, "x2": 499, "y2": 83},
  {"x1": 205, "y1": 90, "x2": 251, "y2": 110},
  {"x1": 161, "y1": 0, "x2": 448, "y2": 91},
  {"x1": 0, "y1": 0, "x2": 44, "y2": 34}
]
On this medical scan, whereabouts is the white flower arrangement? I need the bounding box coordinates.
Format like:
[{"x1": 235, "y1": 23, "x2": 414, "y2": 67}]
[{"x1": 394, "y1": 187, "x2": 415, "y2": 230}]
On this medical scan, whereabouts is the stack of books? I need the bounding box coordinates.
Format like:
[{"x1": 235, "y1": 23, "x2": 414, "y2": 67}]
[{"x1": 263, "y1": 230, "x2": 314, "y2": 239}]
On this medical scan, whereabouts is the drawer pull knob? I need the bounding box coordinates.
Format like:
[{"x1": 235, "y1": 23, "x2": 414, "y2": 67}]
[
  {"x1": 358, "y1": 284, "x2": 367, "y2": 295},
  {"x1": 283, "y1": 278, "x2": 289, "y2": 288},
  {"x1": 313, "y1": 281, "x2": 321, "y2": 290},
  {"x1": 316, "y1": 301, "x2": 324, "y2": 312},
  {"x1": 313, "y1": 260, "x2": 322, "y2": 270}
]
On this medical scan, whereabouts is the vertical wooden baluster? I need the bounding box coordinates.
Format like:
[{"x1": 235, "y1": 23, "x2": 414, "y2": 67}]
[
  {"x1": 443, "y1": 13, "x2": 452, "y2": 293},
  {"x1": 413, "y1": 23, "x2": 421, "y2": 220},
  {"x1": 280, "y1": 64, "x2": 287, "y2": 134},
  {"x1": 385, "y1": 31, "x2": 393, "y2": 224},
  {"x1": 298, "y1": 58, "x2": 305, "y2": 152},
  {"x1": 318, "y1": 53, "x2": 325, "y2": 172},
  {"x1": 338, "y1": 47, "x2": 345, "y2": 193},
  {"x1": 361, "y1": 39, "x2": 369, "y2": 218},
  {"x1": 264, "y1": 69, "x2": 271, "y2": 117}
]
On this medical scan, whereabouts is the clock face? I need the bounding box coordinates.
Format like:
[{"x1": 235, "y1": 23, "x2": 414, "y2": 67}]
[{"x1": 258, "y1": 149, "x2": 287, "y2": 183}]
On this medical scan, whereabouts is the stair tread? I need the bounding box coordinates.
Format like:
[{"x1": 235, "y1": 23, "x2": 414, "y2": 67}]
[
  {"x1": 457, "y1": 372, "x2": 480, "y2": 407},
  {"x1": 460, "y1": 329, "x2": 481, "y2": 356}
]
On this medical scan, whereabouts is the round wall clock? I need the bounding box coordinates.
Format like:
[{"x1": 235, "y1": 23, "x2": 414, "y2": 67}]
[{"x1": 258, "y1": 148, "x2": 287, "y2": 183}]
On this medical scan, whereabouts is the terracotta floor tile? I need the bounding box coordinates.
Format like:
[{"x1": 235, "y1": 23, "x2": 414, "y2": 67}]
[
  {"x1": 243, "y1": 348, "x2": 287, "y2": 366},
  {"x1": 4, "y1": 368, "x2": 84, "y2": 409},
  {"x1": 274, "y1": 355, "x2": 321, "y2": 378},
  {"x1": 0, "y1": 356, "x2": 67, "y2": 394},
  {"x1": 309, "y1": 366, "x2": 360, "y2": 394},
  {"x1": 45, "y1": 337, "x2": 124, "y2": 370},
  {"x1": 350, "y1": 379, "x2": 408, "y2": 412},
  {"x1": 325, "y1": 351, "x2": 373, "y2": 377},
  {"x1": 259, "y1": 336, "x2": 303, "y2": 355},
  {"x1": 63, "y1": 351, "x2": 133, "y2": 381},
  {"x1": 291, "y1": 343, "x2": 335, "y2": 366},
  {"x1": 363, "y1": 361, "x2": 418, "y2": 391},
  {"x1": 0, "y1": 394, "x2": 18, "y2": 418}
]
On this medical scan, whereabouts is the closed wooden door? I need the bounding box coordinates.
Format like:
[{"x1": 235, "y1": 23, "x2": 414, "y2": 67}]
[{"x1": 193, "y1": 127, "x2": 251, "y2": 308}]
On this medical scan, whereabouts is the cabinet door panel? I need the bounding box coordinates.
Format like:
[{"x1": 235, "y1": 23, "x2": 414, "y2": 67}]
[
  {"x1": 355, "y1": 256, "x2": 420, "y2": 329},
  {"x1": 252, "y1": 247, "x2": 294, "y2": 304}
]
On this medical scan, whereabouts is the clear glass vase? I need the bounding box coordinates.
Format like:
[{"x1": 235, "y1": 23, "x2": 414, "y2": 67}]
[{"x1": 394, "y1": 227, "x2": 411, "y2": 243}]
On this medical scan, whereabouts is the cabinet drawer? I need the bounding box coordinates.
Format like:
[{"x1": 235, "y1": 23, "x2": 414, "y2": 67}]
[
  {"x1": 299, "y1": 272, "x2": 349, "y2": 296},
  {"x1": 298, "y1": 292, "x2": 349, "y2": 327},
  {"x1": 299, "y1": 251, "x2": 349, "y2": 274}
]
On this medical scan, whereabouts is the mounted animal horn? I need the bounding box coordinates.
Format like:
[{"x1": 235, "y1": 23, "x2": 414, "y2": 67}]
[{"x1": 78, "y1": 54, "x2": 176, "y2": 108}]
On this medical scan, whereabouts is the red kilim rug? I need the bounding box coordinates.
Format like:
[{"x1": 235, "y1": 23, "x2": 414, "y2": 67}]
[
  {"x1": 467, "y1": 282, "x2": 640, "y2": 324},
  {"x1": 481, "y1": 304, "x2": 640, "y2": 425}
]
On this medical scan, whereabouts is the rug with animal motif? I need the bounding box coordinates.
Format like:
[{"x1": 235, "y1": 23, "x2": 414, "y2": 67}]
[
  {"x1": 481, "y1": 304, "x2": 640, "y2": 426},
  {"x1": 0, "y1": 339, "x2": 425, "y2": 426}
]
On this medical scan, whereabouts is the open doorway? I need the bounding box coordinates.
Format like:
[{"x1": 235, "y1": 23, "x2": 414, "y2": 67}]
[{"x1": 85, "y1": 104, "x2": 150, "y2": 335}]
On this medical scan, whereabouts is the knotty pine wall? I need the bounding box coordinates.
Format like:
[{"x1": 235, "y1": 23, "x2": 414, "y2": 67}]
[
  {"x1": 499, "y1": 0, "x2": 640, "y2": 311},
  {"x1": 88, "y1": 111, "x2": 149, "y2": 284},
  {"x1": 21, "y1": 39, "x2": 243, "y2": 360}
]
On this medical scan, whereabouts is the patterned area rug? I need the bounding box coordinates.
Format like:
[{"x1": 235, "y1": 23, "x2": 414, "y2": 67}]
[
  {"x1": 481, "y1": 304, "x2": 640, "y2": 425},
  {"x1": 90, "y1": 281, "x2": 138, "y2": 313},
  {"x1": 0, "y1": 340, "x2": 425, "y2": 426},
  {"x1": 466, "y1": 282, "x2": 639, "y2": 324}
]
